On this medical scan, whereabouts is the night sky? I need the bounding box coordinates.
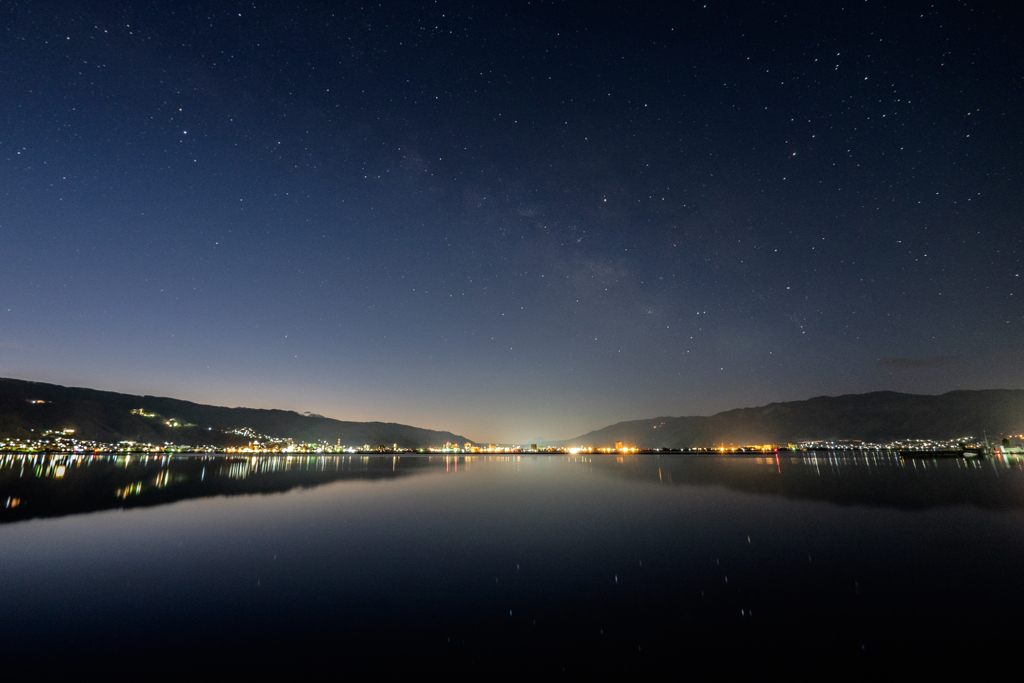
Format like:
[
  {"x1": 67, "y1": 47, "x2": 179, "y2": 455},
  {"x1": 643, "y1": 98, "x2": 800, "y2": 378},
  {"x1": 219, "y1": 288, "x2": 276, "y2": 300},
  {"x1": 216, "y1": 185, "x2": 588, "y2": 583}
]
[{"x1": 2, "y1": 1, "x2": 1021, "y2": 443}]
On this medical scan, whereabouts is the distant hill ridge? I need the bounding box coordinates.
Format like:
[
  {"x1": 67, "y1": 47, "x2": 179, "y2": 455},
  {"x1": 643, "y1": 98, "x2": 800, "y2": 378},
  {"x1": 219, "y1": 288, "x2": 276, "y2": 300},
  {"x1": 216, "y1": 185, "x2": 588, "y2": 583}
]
[
  {"x1": 0, "y1": 378, "x2": 471, "y2": 448},
  {"x1": 558, "y1": 390, "x2": 1024, "y2": 448},
  {"x1": 3, "y1": 379, "x2": 1022, "y2": 450}
]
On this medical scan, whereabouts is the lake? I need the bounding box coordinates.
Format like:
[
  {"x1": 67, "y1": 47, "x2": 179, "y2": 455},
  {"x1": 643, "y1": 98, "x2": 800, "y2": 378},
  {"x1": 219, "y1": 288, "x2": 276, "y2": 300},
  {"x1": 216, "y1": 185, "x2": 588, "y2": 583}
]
[{"x1": 2, "y1": 451, "x2": 1023, "y2": 674}]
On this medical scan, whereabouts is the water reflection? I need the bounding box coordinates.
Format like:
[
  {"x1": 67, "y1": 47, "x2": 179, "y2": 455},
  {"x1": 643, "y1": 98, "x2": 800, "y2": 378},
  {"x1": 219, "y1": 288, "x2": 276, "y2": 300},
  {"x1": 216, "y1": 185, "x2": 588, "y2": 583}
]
[
  {"x1": 3, "y1": 451, "x2": 1023, "y2": 524},
  {"x1": 0, "y1": 452, "x2": 432, "y2": 523},
  {"x1": 2, "y1": 451, "x2": 1024, "y2": 673},
  {"x1": 599, "y1": 451, "x2": 1024, "y2": 510}
]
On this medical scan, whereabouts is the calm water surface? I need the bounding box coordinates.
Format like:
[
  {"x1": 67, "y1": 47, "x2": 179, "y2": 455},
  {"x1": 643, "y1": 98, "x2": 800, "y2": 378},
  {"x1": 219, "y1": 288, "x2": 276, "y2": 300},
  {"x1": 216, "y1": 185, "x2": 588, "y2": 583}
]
[{"x1": 2, "y1": 452, "x2": 1023, "y2": 673}]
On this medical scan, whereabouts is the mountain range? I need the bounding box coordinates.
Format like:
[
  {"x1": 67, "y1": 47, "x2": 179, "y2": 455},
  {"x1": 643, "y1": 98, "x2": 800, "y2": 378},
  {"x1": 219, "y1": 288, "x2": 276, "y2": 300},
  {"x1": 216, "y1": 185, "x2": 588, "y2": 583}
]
[
  {"x1": 555, "y1": 389, "x2": 1024, "y2": 447},
  {"x1": 2, "y1": 378, "x2": 1022, "y2": 449},
  {"x1": 0, "y1": 377, "x2": 470, "y2": 448}
]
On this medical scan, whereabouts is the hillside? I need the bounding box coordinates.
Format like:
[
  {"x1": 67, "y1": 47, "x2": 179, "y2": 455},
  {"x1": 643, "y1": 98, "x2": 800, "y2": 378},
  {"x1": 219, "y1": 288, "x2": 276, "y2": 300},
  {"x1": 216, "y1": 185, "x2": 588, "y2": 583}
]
[
  {"x1": 0, "y1": 378, "x2": 471, "y2": 448},
  {"x1": 560, "y1": 390, "x2": 1024, "y2": 448}
]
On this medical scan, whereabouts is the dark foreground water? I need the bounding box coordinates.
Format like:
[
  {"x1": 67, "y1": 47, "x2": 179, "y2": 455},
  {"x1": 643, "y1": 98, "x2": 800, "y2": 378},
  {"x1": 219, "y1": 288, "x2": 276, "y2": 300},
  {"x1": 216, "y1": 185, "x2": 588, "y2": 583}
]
[{"x1": 2, "y1": 451, "x2": 1023, "y2": 674}]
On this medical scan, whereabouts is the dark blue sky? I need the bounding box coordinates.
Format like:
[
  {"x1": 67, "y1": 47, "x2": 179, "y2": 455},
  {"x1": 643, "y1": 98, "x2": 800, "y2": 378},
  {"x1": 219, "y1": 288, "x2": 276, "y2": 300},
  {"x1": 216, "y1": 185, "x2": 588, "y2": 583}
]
[{"x1": 2, "y1": 1, "x2": 1021, "y2": 442}]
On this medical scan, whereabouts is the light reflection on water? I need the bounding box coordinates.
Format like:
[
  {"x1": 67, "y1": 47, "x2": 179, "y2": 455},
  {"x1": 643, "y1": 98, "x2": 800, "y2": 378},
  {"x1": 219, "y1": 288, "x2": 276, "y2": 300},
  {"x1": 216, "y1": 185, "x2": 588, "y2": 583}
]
[{"x1": 1, "y1": 452, "x2": 1023, "y2": 673}]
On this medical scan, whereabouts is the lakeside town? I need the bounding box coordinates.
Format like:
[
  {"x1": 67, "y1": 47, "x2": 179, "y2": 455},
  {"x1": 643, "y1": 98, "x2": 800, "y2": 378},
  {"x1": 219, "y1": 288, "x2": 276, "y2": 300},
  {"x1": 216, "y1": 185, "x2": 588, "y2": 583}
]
[{"x1": 2, "y1": 430, "x2": 1021, "y2": 457}]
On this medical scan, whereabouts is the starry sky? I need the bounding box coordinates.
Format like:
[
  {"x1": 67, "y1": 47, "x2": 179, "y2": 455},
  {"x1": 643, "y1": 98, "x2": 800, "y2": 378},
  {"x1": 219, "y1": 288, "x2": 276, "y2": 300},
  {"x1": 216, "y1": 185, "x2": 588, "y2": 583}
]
[{"x1": 2, "y1": 1, "x2": 1021, "y2": 443}]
